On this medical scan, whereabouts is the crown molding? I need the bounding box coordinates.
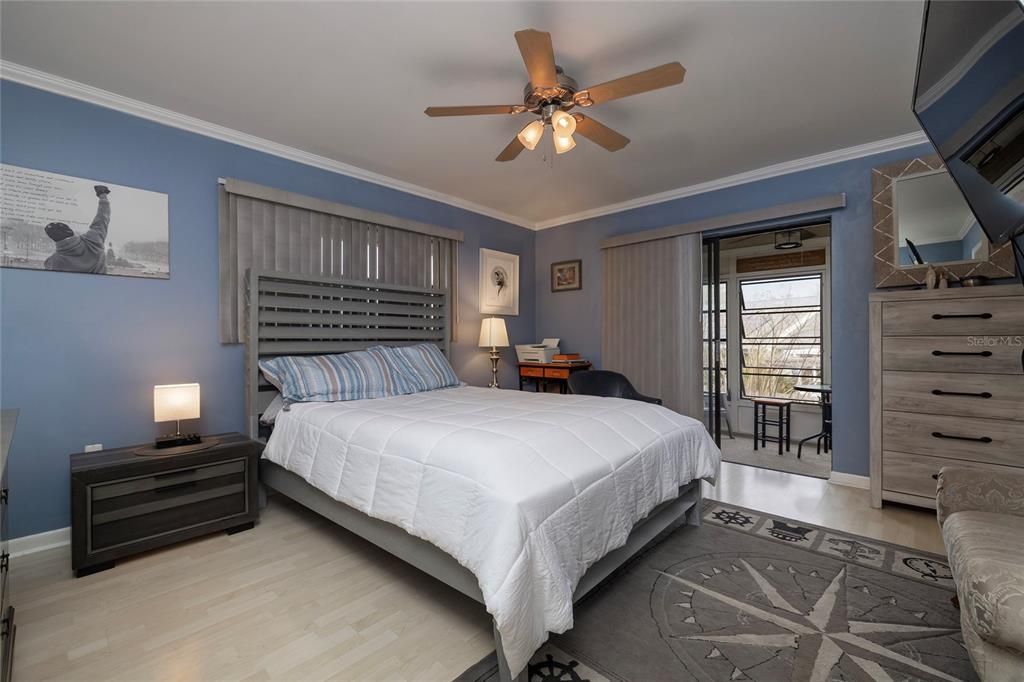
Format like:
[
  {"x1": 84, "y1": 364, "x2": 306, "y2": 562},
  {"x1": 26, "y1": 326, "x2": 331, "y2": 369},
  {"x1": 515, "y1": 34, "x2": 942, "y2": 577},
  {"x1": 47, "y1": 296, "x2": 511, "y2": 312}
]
[
  {"x1": 2, "y1": 60, "x2": 930, "y2": 233},
  {"x1": 533, "y1": 130, "x2": 930, "y2": 230},
  {"x1": 0, "y1": 60, "x2": 535, "y2": 230}
]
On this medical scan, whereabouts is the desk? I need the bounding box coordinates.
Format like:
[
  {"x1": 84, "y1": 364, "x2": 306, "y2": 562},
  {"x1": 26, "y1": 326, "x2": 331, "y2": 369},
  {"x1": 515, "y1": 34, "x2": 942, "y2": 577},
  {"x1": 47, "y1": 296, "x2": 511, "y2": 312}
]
[
  {"x1": 795, "y1": 383, "x2": 831, "y2": 459},
  {"x1": 518, "y1": 362, "x2": 592, "y2": 394}
]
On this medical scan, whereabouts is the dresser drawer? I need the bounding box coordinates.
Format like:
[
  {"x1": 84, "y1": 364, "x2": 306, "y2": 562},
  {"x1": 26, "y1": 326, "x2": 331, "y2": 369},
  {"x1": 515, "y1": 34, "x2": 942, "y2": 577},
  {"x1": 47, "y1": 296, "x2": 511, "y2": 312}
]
[
  {"x1": 882, "y1": 297, "x2": 1024, "y2": 336},
  {"x1": 882, "y1": 371, "x2": 1024, "y2": 421},
  {"x1": 520, "y1": 366, "x2": 544, "y2": 378},
  {"x1": 544, "y1": 368, "x2": 570, "y2": 379},
  {"x1": 91, "y1": 460, "x2": 244, "y2": 500},
  {"x1": 882, "y1": 336, "x2": 1023, "y2": 374},
  {"x1": 882, "y1": 411, "x2": 1024, "y2": 467},
  {"x1": 882, "y1": 451, "x2": 1022, "y2": 499}
]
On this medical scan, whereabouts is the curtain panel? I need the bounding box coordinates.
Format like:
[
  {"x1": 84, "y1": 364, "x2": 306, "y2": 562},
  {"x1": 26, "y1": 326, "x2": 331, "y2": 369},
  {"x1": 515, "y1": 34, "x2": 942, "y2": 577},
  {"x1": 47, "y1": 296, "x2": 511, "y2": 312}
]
[
  {"x1": 219, "y1": 180, "x2": 461, "y2": 344},
  {"x1": 602, "y1": 233, "x2": 703, "y2": 419}
]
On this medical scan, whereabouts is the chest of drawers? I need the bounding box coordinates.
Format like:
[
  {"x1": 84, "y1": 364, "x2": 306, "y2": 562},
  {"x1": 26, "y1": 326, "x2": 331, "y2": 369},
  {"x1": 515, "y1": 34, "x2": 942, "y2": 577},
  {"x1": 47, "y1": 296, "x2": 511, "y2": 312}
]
[{"x1": 869, "y1": 287, "x2": 1024, "y2": 509}]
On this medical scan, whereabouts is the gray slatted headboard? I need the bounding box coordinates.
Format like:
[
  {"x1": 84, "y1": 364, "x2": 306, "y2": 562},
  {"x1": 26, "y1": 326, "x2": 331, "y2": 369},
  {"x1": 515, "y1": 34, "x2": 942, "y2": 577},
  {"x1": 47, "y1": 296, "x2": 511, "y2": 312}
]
[{"x1": 245, "y1": 270, "x2": 450, "y2": 440}]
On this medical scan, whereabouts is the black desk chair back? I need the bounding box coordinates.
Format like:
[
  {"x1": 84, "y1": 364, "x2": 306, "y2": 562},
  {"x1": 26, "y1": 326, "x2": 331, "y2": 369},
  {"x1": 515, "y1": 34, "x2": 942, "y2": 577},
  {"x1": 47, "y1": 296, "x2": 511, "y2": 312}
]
[{"x1": 567, "y1": 370, "x2": 662, "y2": 405}]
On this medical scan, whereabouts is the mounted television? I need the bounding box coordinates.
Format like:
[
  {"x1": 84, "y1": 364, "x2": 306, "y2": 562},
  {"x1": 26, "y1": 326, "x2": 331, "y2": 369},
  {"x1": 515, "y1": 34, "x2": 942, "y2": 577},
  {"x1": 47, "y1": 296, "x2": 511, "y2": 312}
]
[{"x1": 912, "y1": 0, "x2": 1024, "y2": 279}]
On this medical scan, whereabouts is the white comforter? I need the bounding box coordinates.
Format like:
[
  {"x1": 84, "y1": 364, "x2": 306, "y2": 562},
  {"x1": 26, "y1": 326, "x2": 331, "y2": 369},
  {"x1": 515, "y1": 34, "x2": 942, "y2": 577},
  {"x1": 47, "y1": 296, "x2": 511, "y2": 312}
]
[{"x1": 262, "y1": 386, "x2": 720, "y2": 675}]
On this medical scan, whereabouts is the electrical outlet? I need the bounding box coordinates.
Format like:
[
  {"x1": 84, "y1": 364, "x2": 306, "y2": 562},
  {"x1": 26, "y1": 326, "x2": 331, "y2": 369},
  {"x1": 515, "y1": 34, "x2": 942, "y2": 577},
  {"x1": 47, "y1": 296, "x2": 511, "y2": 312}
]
[{"x1": 84, "y1": 443, "x2": 103, "y2": 453}]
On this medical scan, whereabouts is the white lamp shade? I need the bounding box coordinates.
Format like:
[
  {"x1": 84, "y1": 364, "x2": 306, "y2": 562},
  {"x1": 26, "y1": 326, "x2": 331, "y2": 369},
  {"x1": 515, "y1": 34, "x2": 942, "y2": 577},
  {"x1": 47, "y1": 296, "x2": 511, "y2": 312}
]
[
  {"x1": 553, "y1": 132, "x2": 576, "y2": 154},
  {"x1": 154, "y1": 383, "x2": 201, "y2": 423},
  {"x1": 478, "y1": 317, "x2": 509, "y2": 348}
]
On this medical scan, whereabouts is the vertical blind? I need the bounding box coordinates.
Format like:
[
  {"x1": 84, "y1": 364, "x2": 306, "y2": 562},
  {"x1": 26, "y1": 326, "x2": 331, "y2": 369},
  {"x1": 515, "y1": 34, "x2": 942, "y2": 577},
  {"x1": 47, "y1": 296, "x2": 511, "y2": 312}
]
[
  {"x1": 219, "y1": 180, "x2": 462, "y2": 343},
  {"x1": 602, "y1": 233, "x2": 703, "y2": 418}
]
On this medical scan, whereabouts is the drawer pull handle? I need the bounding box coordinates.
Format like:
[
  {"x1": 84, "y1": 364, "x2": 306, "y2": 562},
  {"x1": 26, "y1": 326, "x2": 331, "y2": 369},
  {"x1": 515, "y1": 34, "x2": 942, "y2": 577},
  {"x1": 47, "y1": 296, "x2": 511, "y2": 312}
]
[
  {"x1": 932, "y1": 431, "x2": 992, "y2": 444},
  {"x1": 931, "y1": 389, "x2": 992, "y2": 399},
  {"x1": 931, "y1": 350, "x2": 992, "y2": 357},
  {"x1": 932, "y1": 473, "x2": 939, "y2": 481},
  {"x1": 155, "y1": 480, "x2": 199, "y2": 494},
  {"x1": 931, "y1": 313, "x2": 992, "y2": 320}
]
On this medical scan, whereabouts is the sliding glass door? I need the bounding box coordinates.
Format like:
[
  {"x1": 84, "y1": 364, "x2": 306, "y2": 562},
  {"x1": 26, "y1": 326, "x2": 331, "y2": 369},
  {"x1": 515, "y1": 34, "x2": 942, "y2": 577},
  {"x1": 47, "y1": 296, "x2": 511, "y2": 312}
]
[{"x1": 702, "y1": 239, "x2": 725, "y2": 444}]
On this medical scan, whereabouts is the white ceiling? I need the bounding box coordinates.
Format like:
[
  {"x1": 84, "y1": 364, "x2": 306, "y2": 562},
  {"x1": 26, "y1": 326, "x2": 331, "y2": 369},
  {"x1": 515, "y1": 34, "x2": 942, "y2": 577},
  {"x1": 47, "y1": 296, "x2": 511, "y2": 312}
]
[{"x1": 1, "y1": 1, "x2": 926, "y2": 228}]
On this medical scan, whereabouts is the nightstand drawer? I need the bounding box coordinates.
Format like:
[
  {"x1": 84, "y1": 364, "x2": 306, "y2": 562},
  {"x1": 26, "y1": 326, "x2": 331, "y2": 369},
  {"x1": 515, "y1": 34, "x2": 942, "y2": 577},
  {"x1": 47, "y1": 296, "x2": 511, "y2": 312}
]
[
  {"x1": 92, "y1": 460, "x2": 244, "y2": 500},
  {"x1": 520, "y1": 366, "x2": 544, "y2": 378},
  {"x1": 91, "y1": 488, "x2": 247, "y2": 552},
  {"x1": 544, "y1": 368, "x2": 570, "y2": 379}
]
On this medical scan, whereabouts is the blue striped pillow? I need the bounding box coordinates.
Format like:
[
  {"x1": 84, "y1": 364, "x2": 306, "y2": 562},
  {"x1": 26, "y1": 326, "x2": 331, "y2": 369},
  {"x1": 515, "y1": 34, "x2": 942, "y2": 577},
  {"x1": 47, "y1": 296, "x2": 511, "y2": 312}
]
[
  {"x1": 259, "y1": 348, "x2": 415, "y2": 403},
  {"x1": 373, "y1": 343, "x2": 460, "y2": 393}
]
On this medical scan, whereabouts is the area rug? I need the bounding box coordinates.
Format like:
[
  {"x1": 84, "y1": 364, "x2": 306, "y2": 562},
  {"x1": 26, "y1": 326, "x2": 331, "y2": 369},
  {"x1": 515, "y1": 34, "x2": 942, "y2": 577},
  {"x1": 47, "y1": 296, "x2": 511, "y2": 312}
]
[{"x1": 456, "y1": 501, "x2": 974, "y2": 682}]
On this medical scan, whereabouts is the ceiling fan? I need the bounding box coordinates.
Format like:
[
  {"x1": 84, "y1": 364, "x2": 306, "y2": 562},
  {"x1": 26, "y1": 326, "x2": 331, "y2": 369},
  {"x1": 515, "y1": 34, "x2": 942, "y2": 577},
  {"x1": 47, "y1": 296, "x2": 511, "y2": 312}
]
[{"x1": 424, "y1": 29, "x2": 686, "y2": 161}]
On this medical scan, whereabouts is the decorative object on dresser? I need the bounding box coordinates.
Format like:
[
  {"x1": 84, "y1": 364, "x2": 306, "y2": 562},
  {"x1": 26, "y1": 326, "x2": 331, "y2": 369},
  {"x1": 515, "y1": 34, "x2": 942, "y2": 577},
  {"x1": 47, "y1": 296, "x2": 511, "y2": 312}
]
[
  {"x1": 519, "y1": 360, "x2": 592, "y2": 394},
  {"x1": 0, "y1": 410, "x2": 16, "y2": 682},
  {"x1": 479, "y1": 248, "x2": 519, "y2": 316},
  {"x1": 70, "y1": 433, "x2": 261, "y2": 578},
  {"x1": 479, "y1": 317, "x2": 510, "y2": 389},
  {"x1": 550, "y1": 259, "x2": 582, "y2": 292},
  {"x1": 871, "y1": 154, "x2": 1016, "y2": 288},
  {"x1": 869, "y1": 286, "x2": 1024, "y2": 509}
]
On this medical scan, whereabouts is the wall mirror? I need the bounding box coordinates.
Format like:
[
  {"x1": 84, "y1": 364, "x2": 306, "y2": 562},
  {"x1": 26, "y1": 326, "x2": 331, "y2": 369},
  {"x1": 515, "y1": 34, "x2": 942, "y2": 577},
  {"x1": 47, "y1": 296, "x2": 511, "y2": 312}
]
[{"x1": 872, "y1": 154, "x2": 1016, "y2": 287}]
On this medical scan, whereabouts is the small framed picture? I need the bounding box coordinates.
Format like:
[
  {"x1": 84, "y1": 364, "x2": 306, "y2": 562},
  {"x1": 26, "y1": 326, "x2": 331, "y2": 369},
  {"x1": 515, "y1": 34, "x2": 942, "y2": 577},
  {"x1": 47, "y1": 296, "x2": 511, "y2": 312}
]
[{"x1": 551, "y1": 259, "x2": 582, "y2": 292}]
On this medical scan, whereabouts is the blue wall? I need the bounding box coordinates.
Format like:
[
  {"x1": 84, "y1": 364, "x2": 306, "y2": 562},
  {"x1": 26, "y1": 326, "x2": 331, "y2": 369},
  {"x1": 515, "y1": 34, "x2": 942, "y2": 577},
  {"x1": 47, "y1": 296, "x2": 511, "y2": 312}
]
[
  {"x1": 533, "y1": 142, "x2": 936, "y2": 478},
  {"x1": 0, "y1": 80, "x2": 535, "y2": 538}
]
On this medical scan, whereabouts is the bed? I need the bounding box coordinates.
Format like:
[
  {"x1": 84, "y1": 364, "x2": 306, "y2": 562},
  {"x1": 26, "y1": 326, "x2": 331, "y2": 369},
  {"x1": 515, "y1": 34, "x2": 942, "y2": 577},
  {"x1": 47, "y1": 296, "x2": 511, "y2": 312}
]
[{"x1": 246, "y1": 271, "x2": 720, "y2": 680}]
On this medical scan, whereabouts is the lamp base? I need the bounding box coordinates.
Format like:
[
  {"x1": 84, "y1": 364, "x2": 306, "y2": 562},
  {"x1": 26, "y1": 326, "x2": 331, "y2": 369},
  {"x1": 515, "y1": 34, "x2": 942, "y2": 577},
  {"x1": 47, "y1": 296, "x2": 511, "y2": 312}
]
[
  {"x1": 488, "y1": 348, "x2": 501, "y2": 389},
  {"x1": 135, "y1": 436, "x2": 220, "y2": 457},
  {"x1": 155, "y1": 433, "x2": 202, "y2": 449}
]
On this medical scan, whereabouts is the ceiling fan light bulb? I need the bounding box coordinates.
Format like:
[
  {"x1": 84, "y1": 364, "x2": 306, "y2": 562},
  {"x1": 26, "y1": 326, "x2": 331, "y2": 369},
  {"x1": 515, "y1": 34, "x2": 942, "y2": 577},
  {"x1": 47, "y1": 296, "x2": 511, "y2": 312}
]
[
  {"x1": 551, "y1": 110, "x2": 577, "y2": 136},
  {"x1": 553, "y1": 132, "x2": 576, "y2": 154},
  {"x1": 517, "y1": 120, "x2": 544, "y2": 151}
]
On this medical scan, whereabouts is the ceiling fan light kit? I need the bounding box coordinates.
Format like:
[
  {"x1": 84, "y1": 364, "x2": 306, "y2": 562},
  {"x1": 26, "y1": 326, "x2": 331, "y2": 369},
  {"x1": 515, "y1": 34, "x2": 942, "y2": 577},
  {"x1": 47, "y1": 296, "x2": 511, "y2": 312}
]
[
  {"x1": 517, "y1": 120, "x2": 545, "y2": 150},
  {"x1": 424, "y1": 28, "x2": 686, "y2": 162},
  {"x1": 553, "y1": 132, "x2": 576, "y2": 154}
]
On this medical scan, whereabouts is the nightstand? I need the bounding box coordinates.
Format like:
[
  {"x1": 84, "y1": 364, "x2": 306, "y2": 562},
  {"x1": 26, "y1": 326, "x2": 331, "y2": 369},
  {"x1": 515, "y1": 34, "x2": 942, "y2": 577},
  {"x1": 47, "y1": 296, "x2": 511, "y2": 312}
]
[{"x1": 70, "y1": 432, "x2": 261, "y2": 578}]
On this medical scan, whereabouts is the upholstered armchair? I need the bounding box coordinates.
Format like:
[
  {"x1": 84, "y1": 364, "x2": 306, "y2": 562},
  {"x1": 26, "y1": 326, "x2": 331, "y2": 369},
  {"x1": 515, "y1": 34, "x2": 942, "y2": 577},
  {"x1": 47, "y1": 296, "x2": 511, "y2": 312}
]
[{"x1": 936, "y1": 467, "x2": 1024, "y2": 681}]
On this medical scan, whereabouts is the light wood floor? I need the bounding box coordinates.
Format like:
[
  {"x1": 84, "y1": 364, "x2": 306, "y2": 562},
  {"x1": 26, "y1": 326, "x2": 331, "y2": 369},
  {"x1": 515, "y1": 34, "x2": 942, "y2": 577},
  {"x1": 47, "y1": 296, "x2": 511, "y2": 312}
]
[{"x1": 12, "y1": 461, "x2": 944, "y2": 681}]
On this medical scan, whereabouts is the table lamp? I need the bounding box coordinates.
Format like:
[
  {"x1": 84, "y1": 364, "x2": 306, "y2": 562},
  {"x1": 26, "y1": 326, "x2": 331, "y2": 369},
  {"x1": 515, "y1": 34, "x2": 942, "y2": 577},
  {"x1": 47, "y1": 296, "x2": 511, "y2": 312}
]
[
  {"x1": 153, "y1": 383, "x2": 202, "y2": 449},
  {"x1": 478, "y1": 317, "x2": 509, "y2": 388}
]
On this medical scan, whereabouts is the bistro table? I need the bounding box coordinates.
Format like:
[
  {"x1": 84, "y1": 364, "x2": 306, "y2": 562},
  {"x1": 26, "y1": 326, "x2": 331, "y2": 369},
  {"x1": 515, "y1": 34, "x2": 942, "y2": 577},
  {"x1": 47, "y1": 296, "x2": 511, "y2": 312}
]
[{"x1": 794, "y1": 383, "x2": 831, "y2": 459}]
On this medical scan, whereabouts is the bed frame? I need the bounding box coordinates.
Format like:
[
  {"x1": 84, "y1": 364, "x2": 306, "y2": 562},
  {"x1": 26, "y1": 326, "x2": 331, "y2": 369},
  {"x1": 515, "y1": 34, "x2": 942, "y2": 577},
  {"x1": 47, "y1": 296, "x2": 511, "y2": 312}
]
[{"x1": 245, "y1": 270, "x2": 703, "y2": 681}]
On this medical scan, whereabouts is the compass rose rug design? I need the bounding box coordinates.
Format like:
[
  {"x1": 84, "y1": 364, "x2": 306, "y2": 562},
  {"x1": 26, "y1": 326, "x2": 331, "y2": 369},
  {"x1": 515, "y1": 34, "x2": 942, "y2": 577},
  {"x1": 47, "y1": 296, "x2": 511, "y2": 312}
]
[{"x1": 456, "y1": 502, "x2": 973, "y2": 682}]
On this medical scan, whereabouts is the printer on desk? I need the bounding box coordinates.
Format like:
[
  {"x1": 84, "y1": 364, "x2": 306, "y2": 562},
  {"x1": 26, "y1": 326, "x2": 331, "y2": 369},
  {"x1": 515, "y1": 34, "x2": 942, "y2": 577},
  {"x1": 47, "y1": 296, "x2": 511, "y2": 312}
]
[{"x1": 515, "y1": 338, "x2": 560, "y2": 363}]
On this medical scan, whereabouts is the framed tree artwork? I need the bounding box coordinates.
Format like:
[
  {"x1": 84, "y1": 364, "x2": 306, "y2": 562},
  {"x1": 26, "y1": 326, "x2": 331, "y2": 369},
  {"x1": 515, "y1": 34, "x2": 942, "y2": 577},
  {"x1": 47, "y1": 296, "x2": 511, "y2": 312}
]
[
  {"x1": 551, "y1": 259, "x2": 582, "y2": 292},
  {"x1": 479, "y1": 248, "x2": 519, "y2": 316}
]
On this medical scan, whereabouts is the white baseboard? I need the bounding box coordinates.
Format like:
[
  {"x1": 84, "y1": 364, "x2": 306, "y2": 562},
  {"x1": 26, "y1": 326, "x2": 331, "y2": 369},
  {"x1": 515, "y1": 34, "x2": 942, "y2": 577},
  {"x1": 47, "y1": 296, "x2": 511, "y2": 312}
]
[
  {"x1": 10, "y1": 526, "x2": 70, "y2": 558},
  {"x1": 828, "y1": 472, "x2": 870, "y2": 489}
]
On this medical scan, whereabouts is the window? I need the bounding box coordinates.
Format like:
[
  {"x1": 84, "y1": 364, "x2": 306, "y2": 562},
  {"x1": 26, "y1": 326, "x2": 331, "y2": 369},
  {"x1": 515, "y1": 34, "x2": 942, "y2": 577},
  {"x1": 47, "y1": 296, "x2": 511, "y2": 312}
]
[
  {"x1": 702, "y1": 281, "x2": 727, "y2": 395},
  {"x1": 739, "y1": 274, "x2": 822, "y2": 401}
]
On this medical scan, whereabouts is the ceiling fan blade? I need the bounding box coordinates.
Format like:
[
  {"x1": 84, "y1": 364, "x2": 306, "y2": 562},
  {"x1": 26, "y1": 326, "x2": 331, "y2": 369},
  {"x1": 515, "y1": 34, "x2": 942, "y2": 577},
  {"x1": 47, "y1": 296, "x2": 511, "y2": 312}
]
[
  {"x1": 424, "y1": 105, "x2": 523, "y2": 117},
  {"x1": 514, "y1": 29, "x2": 557, "y2": 88},
  {"x1": 573, "y1": 114, "x2": 630, "y2": 151},
  {"x1": 577, "y1": 62, "x2": 686, "y2": 105},
  {"x1": 495, "y1": 137, "x2": 525, "y2": 162}
]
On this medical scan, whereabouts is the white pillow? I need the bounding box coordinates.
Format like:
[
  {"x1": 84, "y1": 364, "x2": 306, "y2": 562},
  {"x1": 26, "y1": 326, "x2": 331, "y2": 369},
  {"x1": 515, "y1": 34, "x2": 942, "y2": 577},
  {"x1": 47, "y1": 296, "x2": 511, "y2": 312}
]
[{"x1": 260, "y1": 394, "x2": 286, "y2": 424}]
